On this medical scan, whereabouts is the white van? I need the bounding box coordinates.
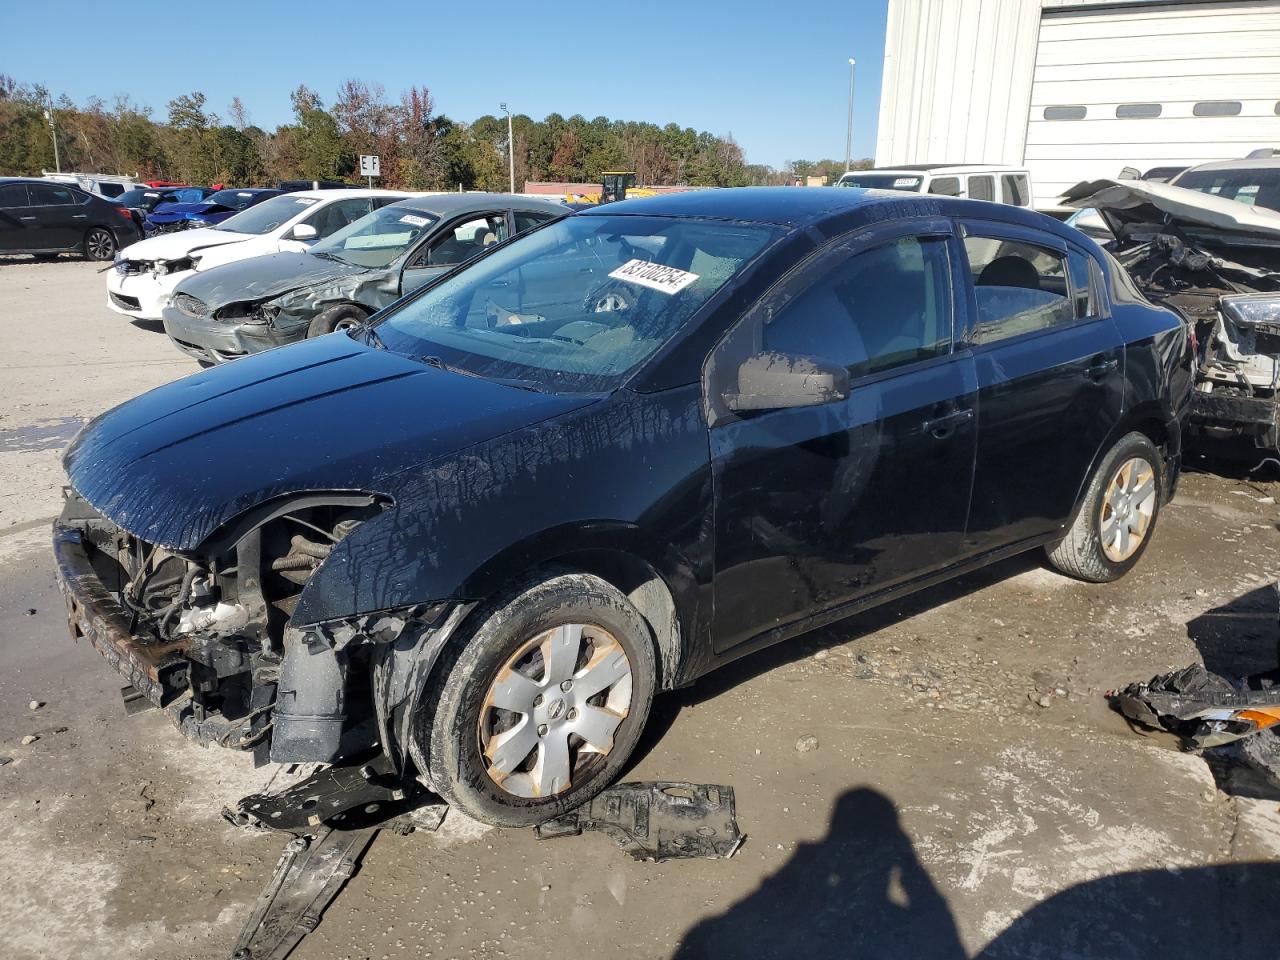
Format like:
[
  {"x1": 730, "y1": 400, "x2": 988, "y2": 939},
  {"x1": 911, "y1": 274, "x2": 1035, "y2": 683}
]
[{"x1": 835, "y1": 164, "x2": 1034, "y2": 208}]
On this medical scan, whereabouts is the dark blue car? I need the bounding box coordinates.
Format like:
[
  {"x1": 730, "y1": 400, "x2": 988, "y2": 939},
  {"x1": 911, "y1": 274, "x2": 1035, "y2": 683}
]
[
  {"x1": 54, "y1": 187, "x2": 1193, "y2": 826},
  {"x1": 144, "y1": 188, "x2": 283, "y2": 234}
]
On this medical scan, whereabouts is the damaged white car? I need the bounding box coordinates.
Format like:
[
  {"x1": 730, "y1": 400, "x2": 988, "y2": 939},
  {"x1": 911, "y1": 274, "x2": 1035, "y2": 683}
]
[{"x1": 1064, "y1": 179, "x2": 1280, "y2": 461}]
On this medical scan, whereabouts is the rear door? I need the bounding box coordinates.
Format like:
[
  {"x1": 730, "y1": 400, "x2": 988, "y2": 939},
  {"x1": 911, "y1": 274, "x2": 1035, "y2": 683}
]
[
  {"x1": 958, "y1": 220, "x2": 1124, "y2": 553},
  {"x1": 27, "y1": 183, "x2": 84, "y2": 249},
  {"x1": 707, "y1": 219, "x2": 978, "y2": 653}
]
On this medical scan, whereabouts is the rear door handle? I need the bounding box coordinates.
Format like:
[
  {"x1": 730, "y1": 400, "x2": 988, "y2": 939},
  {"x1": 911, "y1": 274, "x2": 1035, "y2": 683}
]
[
  {"x1": 1085, "y1": 357, "x2": 1119, "y2": 381},
  {"x1": 19, "y1": 216, "x2": 36, "y2": 221},
  {"x1": 922, "y1": 407, "x2": 973, "y2": 437},
  {"x1": 72, "y1": 214, "x2": 87, "y2": 219}
]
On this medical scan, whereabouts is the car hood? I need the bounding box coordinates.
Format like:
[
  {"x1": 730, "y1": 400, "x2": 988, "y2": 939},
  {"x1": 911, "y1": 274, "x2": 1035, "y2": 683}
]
[
  {"x1": 1062, "y1": 179, "x2": 1280, "y2": 241},
  {"x1": 119, "y1": 227, "x2": 246, "y2": 263},
  {"x1": 174, "y1": 251, "x2": 374, "y2": 310},
  {"x1": 149, "y1": 201, "x2": 226, "y2": 220},
  {"x1": 64, "y1": 334, "x2": 595, "y2": 552}
]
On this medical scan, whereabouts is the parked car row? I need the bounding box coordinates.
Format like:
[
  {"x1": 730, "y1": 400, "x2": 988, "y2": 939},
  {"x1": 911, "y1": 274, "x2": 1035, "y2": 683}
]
[{"x1": 109, "y1": 189, "x2": 570, "y2": 364}]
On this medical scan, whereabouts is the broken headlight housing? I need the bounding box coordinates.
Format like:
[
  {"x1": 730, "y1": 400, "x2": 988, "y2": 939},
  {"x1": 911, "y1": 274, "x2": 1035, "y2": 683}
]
[{"x1": 1221, "y1": 294, "x2": 1280, "y2": 335}]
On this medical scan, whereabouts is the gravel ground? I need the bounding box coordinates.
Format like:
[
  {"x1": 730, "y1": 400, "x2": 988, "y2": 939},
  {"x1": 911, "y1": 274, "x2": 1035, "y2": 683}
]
[{"x1": 1, "y1": 256, "x2": 1279, "y2": 960}]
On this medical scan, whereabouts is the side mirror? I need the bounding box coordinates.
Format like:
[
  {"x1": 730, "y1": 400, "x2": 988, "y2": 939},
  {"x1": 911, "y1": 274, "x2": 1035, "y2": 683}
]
[
  {"x1": 724, "y1": 352, "x2": 849, "y2": 412},
  {"x1": 291, "y1": 223, "x2": 318, "y2": 241}
]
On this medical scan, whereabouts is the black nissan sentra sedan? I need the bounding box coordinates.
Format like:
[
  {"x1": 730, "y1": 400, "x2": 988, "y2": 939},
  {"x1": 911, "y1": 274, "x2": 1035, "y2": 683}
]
[{"x1": 54, "y1": 188, "x2": 1192, "y2": 825}]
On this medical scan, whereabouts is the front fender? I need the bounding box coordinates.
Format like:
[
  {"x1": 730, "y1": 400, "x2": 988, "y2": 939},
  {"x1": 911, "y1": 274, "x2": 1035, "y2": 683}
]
[{"x1": 291, "y1": 385, "x2": 714, "y2": 627}]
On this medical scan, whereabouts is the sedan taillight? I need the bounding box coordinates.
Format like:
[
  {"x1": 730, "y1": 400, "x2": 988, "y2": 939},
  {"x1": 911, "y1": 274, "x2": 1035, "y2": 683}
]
[{"x1": 115, "y1": 206, "x2": 133, "y2": 220}]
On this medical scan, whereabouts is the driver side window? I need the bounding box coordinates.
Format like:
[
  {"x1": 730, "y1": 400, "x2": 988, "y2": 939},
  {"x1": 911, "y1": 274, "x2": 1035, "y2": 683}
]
[
  {"x1": 422, "y1": 214, "x2": 508, "y2": 267},
  {"x1": 762, "y1": 235, "x2": 954, "y2": 379}
]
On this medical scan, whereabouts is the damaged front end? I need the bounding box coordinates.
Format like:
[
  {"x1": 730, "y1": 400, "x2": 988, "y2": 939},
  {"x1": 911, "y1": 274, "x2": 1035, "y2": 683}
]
[
  {"x1": 1064, "y1": 179, "x2": 1280, "y2": 458},
  {"x1": 53, "y1": 489, "x2": 465, "y2": 770}
]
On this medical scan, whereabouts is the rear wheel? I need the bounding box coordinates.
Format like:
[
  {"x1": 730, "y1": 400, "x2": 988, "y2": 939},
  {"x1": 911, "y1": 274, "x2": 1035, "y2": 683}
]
[
  {"x1": 83, "y1": 227, "x2": 116, "y2": 261},
  {"x1": 415, "y1": 570, "x2": 656, "y2": 826},
  {"x1": 306, "y1": 304, "x2": 367, "y2": 339},
  {"x1": 1047, "y1": 431, "x2": 1162, "y2": 582}
]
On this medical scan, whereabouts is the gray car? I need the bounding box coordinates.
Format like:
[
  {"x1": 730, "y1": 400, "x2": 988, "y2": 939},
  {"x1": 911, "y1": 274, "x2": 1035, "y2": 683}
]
[{"x1": 161, "y1": 193, "x2": 569, "y2": 364}]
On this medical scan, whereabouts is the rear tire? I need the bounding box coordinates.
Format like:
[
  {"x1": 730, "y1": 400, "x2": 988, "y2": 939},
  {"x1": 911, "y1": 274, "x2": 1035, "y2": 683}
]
[
  {"x1": 1047, "y1": 431, "x2": 1163, "y2": 583},
  {"x1": 415, "y1": 570, "x2": 656, "y2": 827},
  {"x1": 83, "y1": 227, "x2": 116, "y2": 261},
  {"x1": 306, "y1": 304, "x2": 367, "y2": 339}
]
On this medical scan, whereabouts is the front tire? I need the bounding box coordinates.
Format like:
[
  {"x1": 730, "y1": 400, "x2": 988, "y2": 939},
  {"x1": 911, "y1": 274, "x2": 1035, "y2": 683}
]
[
  {"x1": 306, "y1": 304, "x2": 367, "y2": 339},
  {"x1": 415, "y1": 570, "x2": 656, "y2": 827},
  {"x1": 83, "y1": 227, "x2": 116, "y2": 261},
  {"x1": 1047, "y1": 431, "x2": 1163, "y2": 582}
]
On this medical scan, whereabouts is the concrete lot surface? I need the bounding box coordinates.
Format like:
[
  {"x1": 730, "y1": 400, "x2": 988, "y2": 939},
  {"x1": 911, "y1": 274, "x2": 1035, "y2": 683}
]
[{"x1": 1, "y1": 258, "x2": 1278, "y2": 959}]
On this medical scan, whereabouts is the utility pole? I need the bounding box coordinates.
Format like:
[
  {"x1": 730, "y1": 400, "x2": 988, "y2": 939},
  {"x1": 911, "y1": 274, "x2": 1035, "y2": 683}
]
[
  {"x1": 45, "y1": 93, "x2": 61, "y2": 173},
  {"x1": 845, "y1": 58, "x2": 856, "y2": 172},
  {"x1": 501, "y1": 103, "x2": 515, "y2": 193}
]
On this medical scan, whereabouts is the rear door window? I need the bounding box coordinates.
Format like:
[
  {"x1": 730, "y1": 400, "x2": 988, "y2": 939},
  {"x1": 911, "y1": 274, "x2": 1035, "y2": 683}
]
[
  {"x1": 1001, "y1": 175, "x2": 1029, "y2": 206},
  {"x1": 967, "y1": 176, "x2": 994, "y2": 202},
  {"x1": 928, "y1": 177, "x2": 961, "y2": 197},
  {"x1": 514, "y1": 210, "x2": 559, "y2": 233},
  {"x1": 962, "y1": 235, "x2": 1074, "y2": 344},
  {"x1": 30, "y1": 184, "x2": 77, "y2": 206}
]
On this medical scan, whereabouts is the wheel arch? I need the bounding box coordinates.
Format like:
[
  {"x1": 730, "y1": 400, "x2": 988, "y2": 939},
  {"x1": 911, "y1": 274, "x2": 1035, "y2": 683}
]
[
  {"x1": 454, "y1": 523, "x2": 693, "y2": 691},
  {"x1": 1065, "y1": 401, "x2": 1180, "y2": 530}
]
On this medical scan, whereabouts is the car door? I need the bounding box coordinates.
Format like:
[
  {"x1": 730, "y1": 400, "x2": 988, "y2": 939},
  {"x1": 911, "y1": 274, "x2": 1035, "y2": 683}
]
[
  {"x1": 26, "y1": 183, "x2": 84, "y2": 249},
  {"x1": 400, "y1": 211, "x2": 508, "y2": 295},
  {"x1": 706, "y1": 220, "x2": 978, "y2": 654},
  {"x1": 958, "y1": 220, "x2": 1124, "y2": 554},
  {"x1": 0, "y1": 183, "x2": 33, "y2": 252}
]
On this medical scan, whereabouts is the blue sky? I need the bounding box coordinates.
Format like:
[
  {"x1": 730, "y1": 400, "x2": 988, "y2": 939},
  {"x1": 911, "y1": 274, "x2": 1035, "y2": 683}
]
[{"x1": 4, "y1": 0, "x2": 887, "y2": 170}]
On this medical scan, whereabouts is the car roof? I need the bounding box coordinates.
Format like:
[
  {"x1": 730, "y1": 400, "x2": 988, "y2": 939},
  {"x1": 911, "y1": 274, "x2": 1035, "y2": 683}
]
[
  {"x1": 287, "y1": 188, "x2": 439, "y2": 200},
  {"x1": 1179, "y1": 158, "x2": 1280, "y2": 174},
  {"x1": 580, "y1": 186, "x2": 1081, "y2": 240},
  {"x1": 854, "y1": 163, "x2": 1027, "y2": 174},
  {"x1": 382, "y1": 192, "x2": 568, "y2": 216}
]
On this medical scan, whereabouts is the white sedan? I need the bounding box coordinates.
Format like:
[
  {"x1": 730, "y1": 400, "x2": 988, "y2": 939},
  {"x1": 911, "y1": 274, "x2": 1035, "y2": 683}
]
[{"x1": 106, "y1": 189, "x2": 432, "y2": 321}]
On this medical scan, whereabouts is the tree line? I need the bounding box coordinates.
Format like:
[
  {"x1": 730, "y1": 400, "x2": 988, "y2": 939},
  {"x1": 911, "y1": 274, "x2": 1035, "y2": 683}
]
[{"x1": 0, "y1": 76, "x2": 870, "y2": 191}]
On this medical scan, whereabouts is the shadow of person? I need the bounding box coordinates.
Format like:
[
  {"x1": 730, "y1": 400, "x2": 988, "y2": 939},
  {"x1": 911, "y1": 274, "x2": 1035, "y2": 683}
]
[
  {"x1": 977, "y1": 860, "x2": 1280, "y2": 959},
  {"x1": 673, "y1": 788, "x2": 966, "y2": 960},
  {"x1": 1185, "y1": 582, "x2": 1279, "y2": 677}
]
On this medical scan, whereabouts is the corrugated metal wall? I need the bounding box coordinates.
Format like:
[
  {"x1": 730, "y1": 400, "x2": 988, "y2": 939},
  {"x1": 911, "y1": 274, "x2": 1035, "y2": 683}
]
[
  {"x1": 1026, "y1": 0, "x2": 1280, "y2": 201},
  {"x1": 875, "y1": 0, "x2": 1043, "y2": 167},
  {"x1": 876, "y1": 0, "x2": 1280, "y2": 207}
]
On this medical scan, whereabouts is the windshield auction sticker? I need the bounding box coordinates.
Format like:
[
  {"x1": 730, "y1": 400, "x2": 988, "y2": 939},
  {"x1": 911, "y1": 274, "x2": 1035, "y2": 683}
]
[
  {"x1": 399, "y1": 214, "x2": 430, "y2": 227},
  {"x1": 608, "y1": 259, "x2": 699, "y2": 294}
]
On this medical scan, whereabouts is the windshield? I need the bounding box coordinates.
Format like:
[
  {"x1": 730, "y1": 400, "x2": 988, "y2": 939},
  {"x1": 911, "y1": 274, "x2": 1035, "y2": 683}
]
[
  {"x1": 311, "y1": 205, "x2": 439, "y2": 268},
  {"x1": 205, "y1": 189, "x2": 268, "y2": 210},
  {"x1": 373, "y1": 214, "x2": 781, "y2": 392},
  {"x1": 116, "y1": 188, "x2": 154, "y2": 206},
  {"x1": 836, "y1": 173, "x2": 924, "y2": 191},
  {"x1": 1174, "y1": 168, "x2": 1280, "y2": 213},
  {"x1": 216, "y1": 194, "x2": 321, "y2": 234}
]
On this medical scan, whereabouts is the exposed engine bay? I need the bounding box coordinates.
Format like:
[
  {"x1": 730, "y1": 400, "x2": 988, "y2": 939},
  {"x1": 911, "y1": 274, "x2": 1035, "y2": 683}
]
[
  {"x1": 1064, "y1": 179, "x2": 1280, "y2": 458},
  {"x1": 54, "y1": 490, "x2": 445, "y2": 766}
]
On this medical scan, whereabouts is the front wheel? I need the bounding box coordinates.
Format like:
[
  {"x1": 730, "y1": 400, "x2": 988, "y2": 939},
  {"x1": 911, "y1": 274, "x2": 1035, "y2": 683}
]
[
  {"x1": 1047, "y1": 431, "x2": 1163, "y2": 582},
  {"x1": 414, "y1": 570, "x2": 656, "y2": 826},
  {"x1": 83, "y1": 227, "x2": 117, "y2": 261},
  {"x1": 306, "y1": 304, "x2": 367, "y2": 338}
]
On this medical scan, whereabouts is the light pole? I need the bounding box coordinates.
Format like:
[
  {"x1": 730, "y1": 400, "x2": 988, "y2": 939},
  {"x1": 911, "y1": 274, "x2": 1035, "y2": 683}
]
[
  {"x1": 45, "y1": 93, "x2": 61, "y2": 173},
  {"x1": 844, "y1": 58, "x2": 856, "y2": 172},
  {"x1": 500, "y1": 102, "x2": 515, "y2": 193}
]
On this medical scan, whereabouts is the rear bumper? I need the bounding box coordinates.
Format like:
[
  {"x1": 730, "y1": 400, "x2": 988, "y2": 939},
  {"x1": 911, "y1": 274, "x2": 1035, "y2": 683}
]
[
  {"x1": 53, "y1": 523, "x2": 188, "y2": 708},
  {"x1": 1189, "y1": 389, "x2": 1279, "y2": 450}
]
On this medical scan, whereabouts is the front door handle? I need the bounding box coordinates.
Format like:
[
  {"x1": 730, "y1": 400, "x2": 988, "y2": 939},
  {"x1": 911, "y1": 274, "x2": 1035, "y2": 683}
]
[
  {"x1": 72, "y1": 213, "x2": 87, "y2": 219},
  {"x1": 922, "y1": 407, "x2": 973, "y2": 438},
  {"x1": 19, "y1": 216, "x2": 36, "y2": 221},
  {"x1": 1085, "y1": 357, "x2": 1119, "y2": 382}
]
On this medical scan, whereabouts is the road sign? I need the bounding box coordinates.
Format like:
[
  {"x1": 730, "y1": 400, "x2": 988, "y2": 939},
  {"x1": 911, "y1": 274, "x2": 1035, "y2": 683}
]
[{"x1": 359, "y1": 155, "x2": 380, "y2": 177}]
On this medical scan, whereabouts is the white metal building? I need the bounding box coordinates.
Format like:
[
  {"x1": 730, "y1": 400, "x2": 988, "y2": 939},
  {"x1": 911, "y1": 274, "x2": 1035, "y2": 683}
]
[{"x1": 874, "y1": 0, "x2": 1280, "y2": 206}]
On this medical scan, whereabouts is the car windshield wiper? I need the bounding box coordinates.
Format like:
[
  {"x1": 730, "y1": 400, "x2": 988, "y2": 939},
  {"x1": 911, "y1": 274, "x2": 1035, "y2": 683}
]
[
  {"x1": 358, "y1": 325, "x2": 386, "y2": 349},
  {"x1": 416, "y1": 355, "x2": 546, "y2": 392},
  {"x1": 310, "y1": 250, "x2": 348, "y2": 264}
]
